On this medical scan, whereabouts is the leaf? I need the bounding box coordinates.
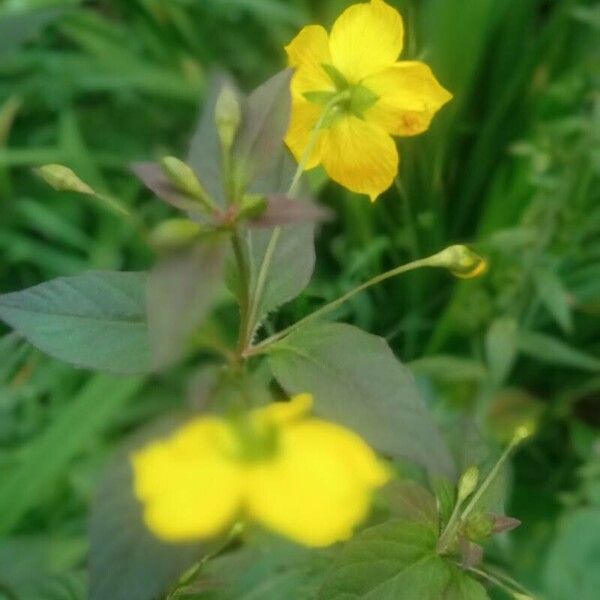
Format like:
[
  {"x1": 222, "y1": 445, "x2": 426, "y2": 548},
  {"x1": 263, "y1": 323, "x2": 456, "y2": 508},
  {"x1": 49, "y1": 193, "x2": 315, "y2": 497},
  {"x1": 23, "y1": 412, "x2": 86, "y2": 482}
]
[
  {"x1": 247, "y1": 224, "x2": 316, "y2": 324},
  {"x1": 0, "y1": 374, "x2": 145, "y2": 534},
  {"x1": 384, "y1": 480, "x2": 438, "y2": 527},
  {"x1": 0, "y1": 271, "x2": 150, "y2": 374},
  {"x1": 147, "y1": 237, "x2": 226, "y2": 369},
  {"x1": 409, "y1": 355, "x2": 488, "y2": 382},
  {"x1": 269, "y1": 322, "x2": 456, "y2": 478},
  {"x1": 131, "y1": 162, "x2": 204, "y2": 214},
  {"x1": 517, "y1": 331, "x2": 600, "y2": 372},
  {"x1": 543, "y1": 508, "x2": 600, "y2": 600},
  {"x1": 318, "y1": 520, "x2": 489, "y2": 599},
  {"x1": 485, "y1": 317, "x2": 518, "y2": 384},
  {"x1": 248, "y1": 194, "x2": 333, "y2": 229},
  {"x1": 189, "y1": 536, "x2": 330, "y2": 599},
  {"x1": 533, "y1": 267, "x2": 573, "y2": 333},
  {"x1": 0, "y1": 6, "x2": 66, "y2": 56},
  {"x1": 187, "y1": 74, "x2": 240, "y2": 206},
  {"x1": 89, "y1": 424, "x2": 209, "y2": 600},
  {"x1": 233, "y1": 69, "x2": 293, "y2": 188}
]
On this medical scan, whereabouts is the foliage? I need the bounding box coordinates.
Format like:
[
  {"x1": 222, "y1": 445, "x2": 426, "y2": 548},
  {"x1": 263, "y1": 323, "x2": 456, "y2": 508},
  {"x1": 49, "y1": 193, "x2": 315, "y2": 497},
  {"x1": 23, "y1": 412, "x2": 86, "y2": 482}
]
[{"x1": 0, "y1": 0, "x2": 599, "y2": 599}]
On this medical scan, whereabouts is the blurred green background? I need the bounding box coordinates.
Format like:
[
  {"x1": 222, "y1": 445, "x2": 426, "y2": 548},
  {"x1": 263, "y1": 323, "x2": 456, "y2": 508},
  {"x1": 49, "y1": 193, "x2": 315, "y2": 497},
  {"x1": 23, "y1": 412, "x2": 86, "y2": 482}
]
[{"x1": 1, "y1": 0, "x2": 599, "y2": 598}]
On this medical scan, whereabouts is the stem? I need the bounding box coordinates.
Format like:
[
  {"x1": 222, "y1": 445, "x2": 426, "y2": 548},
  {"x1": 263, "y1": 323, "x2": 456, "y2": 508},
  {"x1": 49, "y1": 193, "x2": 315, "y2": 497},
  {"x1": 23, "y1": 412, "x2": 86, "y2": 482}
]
[
  {"x1": 460, "y1": 436, "x2": 520, "y2": 523},
  {"x1": 239, "y1": 91, "x2": 350, "y2": 352},
  {"x1": 232, "y1": 229, "x2": 251, "y2": 360},
  {"x1": 245, "y1": 255, "x2": 436, "y2": 357},
  {"x1": 468, "y1": 566, "x2": 538, "y2": 599}
]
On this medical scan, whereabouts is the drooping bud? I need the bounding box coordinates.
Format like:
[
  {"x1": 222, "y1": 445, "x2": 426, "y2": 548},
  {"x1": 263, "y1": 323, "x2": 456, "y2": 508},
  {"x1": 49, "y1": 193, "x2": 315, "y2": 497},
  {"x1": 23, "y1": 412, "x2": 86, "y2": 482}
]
[
  {"x1": 457, "y1": 466, "x2": 479, "y2": 504},
  {"x1": 428, "y1": 245, "x2": 488, "y2": 279},
  {"x1": 37, "y1": 164, "x2": 95, "y2": 195},
  {"x1": 215, "y1": 85, "x2": 242, "y2": 152},
  {"x1": 160, "y1": 157, "x2": 213, "y2": 211},
  {"x1": 149, "y1": 218, "x2": 202, "y2": 251}
]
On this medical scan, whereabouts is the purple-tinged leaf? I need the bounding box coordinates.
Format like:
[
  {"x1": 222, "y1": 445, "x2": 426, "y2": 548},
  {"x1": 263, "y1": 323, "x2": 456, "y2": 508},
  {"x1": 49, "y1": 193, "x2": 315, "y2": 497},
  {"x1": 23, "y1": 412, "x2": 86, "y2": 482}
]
[
  {"x1": 187, "y1": 74, "x2": 241, "y2": 206},
  {"x1": 459, "y1": 537, "x2": 484, "y2": 569},
  {"x1": 147, "y1": 237, "x2": 226, "y2": 370},
  {"x1": 491, "y1": 514, "x2": 522, "y2": 534},
  {"x1": 131, "y1": 162, "x2": 203, "y2": 215},
  {"x1": 248, "y1": 195, "x2": 333, "y2": 229},
  {"x1": 234, "y1": 69, "x2": 293, "y2": 188}
]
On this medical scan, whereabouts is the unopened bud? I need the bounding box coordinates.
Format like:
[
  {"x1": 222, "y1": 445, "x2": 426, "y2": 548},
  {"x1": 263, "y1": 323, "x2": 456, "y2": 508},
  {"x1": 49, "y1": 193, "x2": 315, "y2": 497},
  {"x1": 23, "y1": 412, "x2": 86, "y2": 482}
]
[
  {"x1": 464, "y1": 512, "x2": 494, "y2": 542},
  {"x1": 512, "y1": 424, "x2": 534, "y2": 445},
  {"x1": 215, "y1": 85, "x2": 241, "y2": 152},
  {"x1": 430, "y1": 245, "x2": 488, "y2": 279},
  {"x1": 149, "y1": 218, "x2": 202, "y2": 251},
  {"x1": 238, "y1": 194, "x2": 267, "y2": 220},
  {"x1": 457, "y1": 466, "x2": 479, "y2": 504},
  {"x1": 37, "y1": 164, "x2": 95, "y2": 195},
  {"x1": 160, "y1": 157, "x2": 211, "y2": 207}
]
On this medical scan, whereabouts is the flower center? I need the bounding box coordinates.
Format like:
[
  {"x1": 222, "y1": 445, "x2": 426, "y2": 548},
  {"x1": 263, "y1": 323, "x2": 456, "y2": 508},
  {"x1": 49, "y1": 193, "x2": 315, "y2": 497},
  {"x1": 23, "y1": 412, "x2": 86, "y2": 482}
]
[
  {"x1": 227, "y1": 415, "x2": 280, "y2": 463},
  {"x1": 302, "y1": 63, "x2": 379, "y2": 123}
]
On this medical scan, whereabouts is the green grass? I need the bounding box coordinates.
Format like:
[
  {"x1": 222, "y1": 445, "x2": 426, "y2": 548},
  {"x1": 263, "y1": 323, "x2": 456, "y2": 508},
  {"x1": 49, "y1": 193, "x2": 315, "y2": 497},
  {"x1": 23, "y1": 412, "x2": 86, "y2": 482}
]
[{"x1": 1, "y1": 0, "x2": 599, "y2": 598}]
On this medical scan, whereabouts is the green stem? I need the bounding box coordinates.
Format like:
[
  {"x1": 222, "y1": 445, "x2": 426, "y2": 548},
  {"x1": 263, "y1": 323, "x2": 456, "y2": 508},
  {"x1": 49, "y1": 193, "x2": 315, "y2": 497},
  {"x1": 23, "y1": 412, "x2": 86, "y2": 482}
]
[
  {"x1": 232, "y1": 229, "x2": 251, "y2": 360},
  {"x1": 240, "y1": 91, "x2": 350, "y2": 352},
  {"x1": 468, "y1": 566, "x2": 538, "y2": 599},
  {"x1": 245, "y1": 254, "x2": 439, "y2": 357}
]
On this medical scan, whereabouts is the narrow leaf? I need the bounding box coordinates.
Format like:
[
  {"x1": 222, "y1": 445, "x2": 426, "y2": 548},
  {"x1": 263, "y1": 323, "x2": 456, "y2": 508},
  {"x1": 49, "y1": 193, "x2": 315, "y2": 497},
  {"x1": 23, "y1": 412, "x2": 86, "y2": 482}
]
[
  {"x1": 485, "y1": 317, "x2": 518, "y2": 384},
  {"x1": 269, "y1": 323, "x2": 456, "y2": 478},
  {"x1": 248, "y1": 194, "x2": 333, "y2": 228},
  {"x1": 533, "y1": 267, "x2": 573, "y2": 333},
  {"x1": 518, "y1": 331, "x2": 600, "y2": 372},
  {"x1": 0, "y1": 272, "x2": 150, "y2": 374}
]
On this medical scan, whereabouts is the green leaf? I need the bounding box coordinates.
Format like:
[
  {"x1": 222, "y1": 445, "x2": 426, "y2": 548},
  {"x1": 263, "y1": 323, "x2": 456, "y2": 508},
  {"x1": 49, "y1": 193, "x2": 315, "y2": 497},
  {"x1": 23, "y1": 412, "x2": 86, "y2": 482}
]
[
  {"x1": 543, "y1": 508, "x2": 600, "y2": 600},
  {"x1": 190, "y1": 536, "x2": 330, "y2": 599},
  {"x1": 0, "y1": 374, "x2": 145, "y2": 534},
  {"x1": 269, "y1": 322, "x2": 455, "y2": 478},
  {"x1": 0, "y1": 6, "x2": 66, "y2": 56},
  {"x1": 485, "y1": 317, "x2": 518, "y2": 384},
  {"x1": 147, "y1": 237, "x2": 226, "y2": 369},
  {"x1": 89, "y1": 423, "x2": 210, "y2": 600},
  {"x1": 247, "y1": 224, "x2": 316, "y2": 325},
  {"x1": 533, "y1": 267, "x2": 573, "y2": 333},
  {"x1": 234, "y1": 69, "x2": 293, "y2": 187},
  {"x1": 518, "y1": 331, "x2": 600, "y2": 372},
  {"x1": 0, "y1": 271, "x2": 150, "y2": 374},
  {"x1": 410, "y1": 355, "x2": 488, "y2": 382},
  {"x1": 318, "y1": 520, "x2": 489, "y2": 599}
]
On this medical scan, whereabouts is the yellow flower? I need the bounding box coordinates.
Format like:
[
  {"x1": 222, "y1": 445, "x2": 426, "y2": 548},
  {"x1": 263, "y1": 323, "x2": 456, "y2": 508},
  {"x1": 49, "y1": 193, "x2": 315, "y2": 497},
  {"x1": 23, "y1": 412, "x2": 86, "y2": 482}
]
[
  {"x1": 131, "y1": 394, "x2": 389, "y2": 547},
  {"x1": 285, "y1": 0, "x2": 452, "y2": 201}
]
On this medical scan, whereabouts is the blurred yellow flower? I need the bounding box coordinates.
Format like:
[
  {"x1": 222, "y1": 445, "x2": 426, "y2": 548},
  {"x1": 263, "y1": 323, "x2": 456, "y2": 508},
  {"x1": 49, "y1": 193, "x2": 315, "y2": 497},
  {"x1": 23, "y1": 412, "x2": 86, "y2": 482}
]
[
  {"x1": 132, "y1": 394, "x2": 389, "y2": 547},
  {"x1": 285, "y1": 0, "x2": 452, "y2": 201}
]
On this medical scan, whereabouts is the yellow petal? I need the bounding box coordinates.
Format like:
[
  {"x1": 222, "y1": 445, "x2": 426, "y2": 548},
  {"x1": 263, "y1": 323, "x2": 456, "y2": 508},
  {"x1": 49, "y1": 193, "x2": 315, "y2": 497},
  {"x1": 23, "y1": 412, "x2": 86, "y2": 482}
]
[
  {"x1": 284, "y1": 98, "x2": 324, "y2": 169},
  {"x1": 320, "y1": 115, "x2": 398, "y2": 201},
  {"x1": 285, "y1": 25, "x2": 334, "y2": 98},
  {"x1": 329, "y1": 0, "x2": 404, "y2": 82},
  {"x1": 246, "y1": 419, "x2": 389, "y2": 547},
  {"x1": 256, "y1": 393, "x2": 314, "y2": 426},
  {"x1": 364, "y1": 61, "x2": 453, "y2": 136},
  {"x1": 131, "y1": 418, "x2": 243, "y2": 541}
]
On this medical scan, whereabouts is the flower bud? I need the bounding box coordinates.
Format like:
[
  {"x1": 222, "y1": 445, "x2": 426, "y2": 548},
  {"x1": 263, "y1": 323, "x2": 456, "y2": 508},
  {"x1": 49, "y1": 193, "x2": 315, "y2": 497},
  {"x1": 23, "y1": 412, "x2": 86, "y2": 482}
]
[
  {"x1": 457, "y1": 466, "x2": 479, "y2": 504},
  {"x1": 160, "y1": 157, "x2": 209, "y2": 203},
  {"x1": 429, "y1": 245, "x2": 488, "y2": 279},
  {"x1": 149, "y1": 218, "x2": 202, "y2": 251},
  {"x1": 215, "y1": 85, "x2": 242, "y2": 152},
  {"x1": 238, "y1": 194, "x2": 267, "y2": 220},
  {"x1": 463, "y1": 512, "x2": 494, "y2": 542},
  {"x1": 37, "y1": 164, "x2": 95, "y2": 195},
  {"x1": 512, "y1": 424, "x2": 534, "y2": 445}
]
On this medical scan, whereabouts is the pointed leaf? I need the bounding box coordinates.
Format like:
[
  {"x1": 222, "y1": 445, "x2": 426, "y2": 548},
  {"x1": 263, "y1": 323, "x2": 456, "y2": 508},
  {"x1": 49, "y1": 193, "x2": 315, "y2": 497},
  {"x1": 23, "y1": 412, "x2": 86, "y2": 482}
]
[
  {"x1": 269, "y1": 322, "x2": 455, "y2": 478},
  {"x1": 233, "y1": 69, "x2": 293, "y2": 187},
  {"x1": 485, "y1": 317, "x2": 518, "y2": 384},
  {"x1": 533, "y1": 266, "x2": 573, "y2": 333},
  {"x1": 318, "y1": 520, "x2": 489, "y2": 599},
  {"x1": 248, "y1": 194, "x2": 333, "y2": 229},
  {"x1": 147, "y1": 237, "x2": 226, "y2": 369},
  {"x1": 0, "y1": 272, "x2": 150, "y2": 374}
]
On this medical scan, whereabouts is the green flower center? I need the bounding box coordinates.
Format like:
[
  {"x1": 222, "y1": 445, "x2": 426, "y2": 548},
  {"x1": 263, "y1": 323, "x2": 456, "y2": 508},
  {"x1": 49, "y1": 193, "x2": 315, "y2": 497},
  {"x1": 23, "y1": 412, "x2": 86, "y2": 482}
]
[{"x1": 303, "y1": 63, "x2": 379, "y2": 123}]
